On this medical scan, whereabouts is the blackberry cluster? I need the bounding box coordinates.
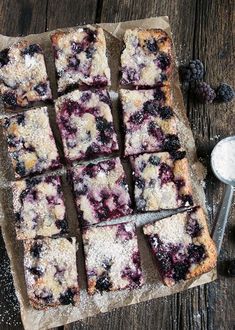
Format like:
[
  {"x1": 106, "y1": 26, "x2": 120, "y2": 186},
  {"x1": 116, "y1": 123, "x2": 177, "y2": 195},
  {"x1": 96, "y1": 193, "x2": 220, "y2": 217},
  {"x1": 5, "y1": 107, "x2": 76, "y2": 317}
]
[
  {"x1": 216, "y1": 83, "x2": 234, "y2": 103},
  {"x1": 180, "y1": 60, "x2": 204, "y2": 83},
  {"x1": 194, "y1": 82, "x2": 216, "y2": 103},
  {"x1": 180, "y1": 59, "x2": 234, "y2": 104}
]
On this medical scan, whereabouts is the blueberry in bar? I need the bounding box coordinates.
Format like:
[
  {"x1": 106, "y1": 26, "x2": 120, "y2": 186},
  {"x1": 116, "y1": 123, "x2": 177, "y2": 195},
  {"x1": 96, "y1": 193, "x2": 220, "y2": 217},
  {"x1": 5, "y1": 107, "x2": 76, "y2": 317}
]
[
  {"x1": 0, "y1": 41, "x2": 52, "y2": 108},
  {"x1": 51, "y1": 26, "x2": 111, "y2": 93},
  {"x1": 132, "y1": 151, "x2": 193, "y2": 211},
  {"x1": 24, "y1": 237, "x2": 79, "y2": 309},
  {"x1": 12, "y1": 175, "x2": 68, "y2": 239},
  {"x1": 120, "y1": 86, "x2": 180, "y2": 156},
  {"x1": 82, "y1": 222, "x2": 143, "y2": 294},
  {"x1": 70, "y1": 158, "x2": 132, "y2": 226},
  {"x1": 121, "y1": 29, "x2": 172, "y2": 86},
  {"x1": 55, "y1": 89, "x2": 118, "y2": 162},
  {"x1": 143, "y1": 206, "x2": 217, "y2": 286},
  {"x1": 2, "y1": 107, "x2": 60, "y2": 178}
]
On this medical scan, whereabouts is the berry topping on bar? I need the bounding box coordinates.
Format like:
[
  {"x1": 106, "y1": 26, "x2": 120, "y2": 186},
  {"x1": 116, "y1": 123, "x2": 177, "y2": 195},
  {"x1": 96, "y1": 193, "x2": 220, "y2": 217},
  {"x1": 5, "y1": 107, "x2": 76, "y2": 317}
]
[
  {"x1": 2, "y1": 107, "x2": 60, "y2": 178},
  {"x1": 0, "y1": 41, "x2": 52, "y2": 108},
  {"x1": 143, "y1": 207, "x2": 217, "y2": 286},
  {"x1": 121, "y1": 29, "x2": 172, "y2": 86},
  {"x1": 24, "y1": 237, "x2": 79, "y2": 309},
  {"x1": 51, "y1": 26, "x2": 110, "y2": 93},
  {"x1": 12, "y1": 175, "x2": 68, "y2": 239},
  {"x1": 83, "y1": 222, "x2": 143, "y2": 294},
  {"x1": 55, "y1": 89, "x2": 118, "y2": 162},
  {"x1": 120, "y1": 86, "x2": 179, "y2": 156},
  {"x1": 132, "y1": 151, "x2": 193, "y2": 211},
  {"x1": 70, "y1": 158, "x2": 132, "y2": 226}
]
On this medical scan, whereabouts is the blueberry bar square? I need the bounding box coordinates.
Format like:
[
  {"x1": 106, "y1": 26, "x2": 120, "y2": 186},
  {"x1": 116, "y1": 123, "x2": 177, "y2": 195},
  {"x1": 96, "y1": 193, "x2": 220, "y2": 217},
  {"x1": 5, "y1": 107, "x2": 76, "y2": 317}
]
[
  {"x1": 83, "y1": 222, "x2": 143, "y2": 294},
  {"x1": 2, "y1": 107, "x2": 60, "y2": 178},
  {"x1": 70, "y1": 158, "x2": 132, "y2": 226},
  {"x1": 55, "y1": 89, "x2": 118, "y2": 162},
  {"x1": 120, "y1": 86, "x2": 180, "y2": 156},
  {"x1": 24, "y1": 237, "x2": 79, "y2": 309},
  {"x1": 143, "y1": 206, "x2": 217, "y2": 286},
  {"x1": 51, "y1": 26, "x2": 111, "y2": 93},
  {"x1": 132, "y1": 151, "x2": 193, "y2": 211},
  {"x1": 0, "y1": 41, "x2": 52, "y2": 108},
  {"x1": 12, "y1": 175, "x2": 68, "y2": 239},
  {"x1": 121, "y1": 29, "x2": 172, "y2": 86}
]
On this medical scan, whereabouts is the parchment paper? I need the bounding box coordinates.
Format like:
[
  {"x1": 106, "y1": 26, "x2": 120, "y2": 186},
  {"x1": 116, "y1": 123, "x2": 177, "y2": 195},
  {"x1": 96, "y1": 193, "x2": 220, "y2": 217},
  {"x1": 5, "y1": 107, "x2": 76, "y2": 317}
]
[{"x1": 0, "y1": 17, "x2": 217, "y2": 330}]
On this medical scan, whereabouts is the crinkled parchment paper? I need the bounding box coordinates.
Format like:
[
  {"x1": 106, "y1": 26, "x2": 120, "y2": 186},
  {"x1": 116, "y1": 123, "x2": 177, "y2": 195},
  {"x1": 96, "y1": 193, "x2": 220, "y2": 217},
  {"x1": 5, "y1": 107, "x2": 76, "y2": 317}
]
[{"x1": 0, "y1": 17, "x2": 217, "y2": 330}]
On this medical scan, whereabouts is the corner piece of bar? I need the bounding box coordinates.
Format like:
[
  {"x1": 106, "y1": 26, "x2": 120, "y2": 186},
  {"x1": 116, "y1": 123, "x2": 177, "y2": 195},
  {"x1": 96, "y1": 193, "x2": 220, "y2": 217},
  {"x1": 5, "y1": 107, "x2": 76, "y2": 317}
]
[{"x1": 143, "y1": 206, "x2": 217, "y2": 287}]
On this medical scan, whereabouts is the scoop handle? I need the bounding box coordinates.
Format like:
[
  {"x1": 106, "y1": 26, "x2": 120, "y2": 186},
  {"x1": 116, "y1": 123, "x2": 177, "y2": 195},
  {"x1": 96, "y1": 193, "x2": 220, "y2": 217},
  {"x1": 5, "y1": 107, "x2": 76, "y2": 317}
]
[{"x1": 213, "y1": 184, "x2": 234, "y2": 253}]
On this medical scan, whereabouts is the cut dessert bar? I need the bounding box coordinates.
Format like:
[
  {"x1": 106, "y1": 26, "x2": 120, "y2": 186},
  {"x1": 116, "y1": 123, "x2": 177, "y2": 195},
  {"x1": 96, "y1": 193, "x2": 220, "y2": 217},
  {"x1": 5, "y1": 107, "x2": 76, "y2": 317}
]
[
  {"x1": 132, "y1": 151, "x2": 193, "y2": 211},
  {"x1": 143, "y1": 206, "x2": 217, "y2": 286},
  {"x1": 120, "y1": 86, "x2": 180, "y2": 156},
  {"x1": 55, "y1": 89, "x2": 118, "y2": 162},
  {"x1": 71, "y1": 158, "x2": 132, "y2": 226},
  {"x1": 24, "y1": 237, "x2": 79, "y2": 309},
  {"x1": 83, "y1": 222, "x2": 143, "y2": 294},
  {"x1": 121, "y1": 29, "x2": 172, "y2": 86},
  {"x1": 0, "y1": 41, "x2": 52, "y2": 108},
  {"x1": 51, "y1": 26, "x2": 111, "y2": 93},
  {"x1": 12, "y1": 175, "x2": 68, "y2": 239},
  {"x1": 2, "y1": 107, "x2": 60, "y2": 178}
]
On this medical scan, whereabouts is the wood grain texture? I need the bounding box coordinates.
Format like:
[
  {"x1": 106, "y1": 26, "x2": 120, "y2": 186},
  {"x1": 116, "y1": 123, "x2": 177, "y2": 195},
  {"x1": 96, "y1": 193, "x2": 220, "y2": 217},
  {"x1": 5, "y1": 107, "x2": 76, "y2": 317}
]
[
  {"x1": 0, "y1": 0, "x2": 234, "y2": 330},
  {"x1": 46, "y1": 0, "x2": 98, "y2": 30}
]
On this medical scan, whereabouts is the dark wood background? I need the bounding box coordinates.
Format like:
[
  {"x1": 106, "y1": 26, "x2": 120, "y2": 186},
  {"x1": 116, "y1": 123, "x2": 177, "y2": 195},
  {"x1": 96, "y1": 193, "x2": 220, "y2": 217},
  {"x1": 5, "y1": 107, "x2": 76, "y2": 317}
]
[{"x1": 0, "y1": 0, "x2": 234, "y2": 329}]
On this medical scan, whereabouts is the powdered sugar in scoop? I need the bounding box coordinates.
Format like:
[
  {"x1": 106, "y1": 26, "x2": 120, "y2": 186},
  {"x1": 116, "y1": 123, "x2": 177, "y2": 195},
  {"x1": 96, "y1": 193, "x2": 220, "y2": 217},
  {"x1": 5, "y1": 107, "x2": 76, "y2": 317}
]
[{"x1": 212, "y1": 138, "x2": 235, "y2": 182}]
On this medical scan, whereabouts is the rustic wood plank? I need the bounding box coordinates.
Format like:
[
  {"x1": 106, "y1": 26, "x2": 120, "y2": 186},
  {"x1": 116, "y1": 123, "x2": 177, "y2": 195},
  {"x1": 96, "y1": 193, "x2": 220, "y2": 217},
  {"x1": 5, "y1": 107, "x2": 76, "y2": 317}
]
[
  {"x1": 191, "y1": 1, "x2": 235, "y2": 330},
  {"x1": 0, "y1": 0, "x2": 48, "y2": 36},
  {"x1": 46, "y1": 0, "x2": 99, "y2": 30}
]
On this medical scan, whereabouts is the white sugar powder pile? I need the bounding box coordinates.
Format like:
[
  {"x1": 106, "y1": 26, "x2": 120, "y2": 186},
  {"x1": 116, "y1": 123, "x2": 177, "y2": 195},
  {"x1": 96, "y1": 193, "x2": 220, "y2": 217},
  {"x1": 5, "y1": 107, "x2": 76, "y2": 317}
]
[{"x1": 212, "y1": 139, "x2": 235, "y2": 182}]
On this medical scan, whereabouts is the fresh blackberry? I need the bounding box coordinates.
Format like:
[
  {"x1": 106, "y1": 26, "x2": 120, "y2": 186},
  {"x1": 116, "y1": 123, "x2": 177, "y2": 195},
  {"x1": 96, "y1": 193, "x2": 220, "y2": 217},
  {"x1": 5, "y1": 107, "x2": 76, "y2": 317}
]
[
  {"x1": 179, "y1": 60, "x2": 204, "y2": 90},
  {"x1": 215, "y1": 83, "x2": 234, "y2": 103},
  {"x1": 180, "y1": 59, "x2": 204, "y2": 83},
  {"x1": 194, "y1": 82, "x2": 216, "y2": 103}
]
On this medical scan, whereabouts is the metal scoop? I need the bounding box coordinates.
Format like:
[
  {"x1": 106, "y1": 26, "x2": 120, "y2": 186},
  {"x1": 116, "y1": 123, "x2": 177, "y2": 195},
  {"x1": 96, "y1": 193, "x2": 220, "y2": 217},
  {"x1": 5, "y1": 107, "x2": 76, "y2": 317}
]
[{"x1": 211, "y1": 136, "x2": 235, "y2": 253}]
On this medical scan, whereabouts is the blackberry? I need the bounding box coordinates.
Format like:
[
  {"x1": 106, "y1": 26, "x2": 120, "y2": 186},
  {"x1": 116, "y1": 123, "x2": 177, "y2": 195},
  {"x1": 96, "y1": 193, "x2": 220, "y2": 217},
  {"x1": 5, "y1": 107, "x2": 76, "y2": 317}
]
[
  {"x1": 215, "y1": 83, "x2": 234, "y2": 103},
  {"x1": 180, "y1": 59, "x2": 204, "y2": 83},
  {"x1": 146, "y1": 39, "x2": 158, "y2": 53},
  {"x1": 95, "y1": 273, "x2": 111, "y2": 292},
  {"x1": 22, "y1": 44, "x2": 42, "y2": 56},
  {"x1": 0, "y1": 48, "x2": 10, "y2": 67},
  {"x1": 194, "y1": 82, "x2": 216, "y2": 103},
  {"x1": 2, "y1": 92, "x2": 17, "y2": 107}
]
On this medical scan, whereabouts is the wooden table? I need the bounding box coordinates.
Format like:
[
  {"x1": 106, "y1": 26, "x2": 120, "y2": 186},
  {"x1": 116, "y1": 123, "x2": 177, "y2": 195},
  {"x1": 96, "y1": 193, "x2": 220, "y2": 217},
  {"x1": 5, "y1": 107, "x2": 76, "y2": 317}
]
[{"x1": 0, "y1": 1, "x2": 234, "y2": 329}]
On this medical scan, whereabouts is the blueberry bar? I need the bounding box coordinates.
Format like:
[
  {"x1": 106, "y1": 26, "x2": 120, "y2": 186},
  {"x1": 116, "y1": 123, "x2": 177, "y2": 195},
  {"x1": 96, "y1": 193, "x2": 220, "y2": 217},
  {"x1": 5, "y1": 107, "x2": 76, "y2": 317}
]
[
  {"x1": 70, "y1": 158, "x2": 132, "y2": 226},
  {"x1": 2, "y1": 107, "x2": 60, "y2": 178},
  {"x1": 121, "y1": 29, "x2": 172, "y2": 86},
  {"x1": 132, "y1": 151, "x2": 193, "y2": 211},
  {"x1": 12, "y1": 175, "x2": 68, "y2": 239},
  {"x1": 55, "y1": 89, "x2": 118, "y2": 162},
  {"x1": 83, "y1": 222, "x2": 143, "y2": 294},
  {"x1": 0, "y1": 41, "x2": 52, "y2": 108},
  {"x1": 51, "y1": 26, "x2": 111, "y2": 93},
  {"x1": 24, "y1": 237, "x2": 79, "y2": 309},
  {"x1": 143, "y1": 206, "x2": 217, "y2": 286},
  {"x1": 120, "y1": 86, "x2": 180, "y2": 156}
]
